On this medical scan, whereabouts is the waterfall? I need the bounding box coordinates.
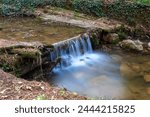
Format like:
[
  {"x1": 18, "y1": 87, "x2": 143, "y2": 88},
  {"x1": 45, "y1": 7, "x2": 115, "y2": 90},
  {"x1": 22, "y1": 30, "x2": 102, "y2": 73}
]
[{"x1": 50, "y1": 33, "x2": 93, "y2": 69}]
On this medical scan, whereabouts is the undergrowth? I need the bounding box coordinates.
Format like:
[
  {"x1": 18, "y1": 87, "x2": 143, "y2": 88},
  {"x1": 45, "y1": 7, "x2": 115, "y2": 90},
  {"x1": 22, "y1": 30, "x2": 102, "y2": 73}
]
[{"x1": 0, "y1": 0, "x2": 150, "y2": 27}]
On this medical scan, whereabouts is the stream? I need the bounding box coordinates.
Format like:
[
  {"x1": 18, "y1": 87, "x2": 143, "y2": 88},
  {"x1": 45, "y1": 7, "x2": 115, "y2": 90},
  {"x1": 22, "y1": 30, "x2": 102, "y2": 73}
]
[
  {"x1": 0, "y1": 17, "x2": 149, "y2": 100},
  {"x1": 50, "y1": 35, "x2": 150, "y2": 100}
]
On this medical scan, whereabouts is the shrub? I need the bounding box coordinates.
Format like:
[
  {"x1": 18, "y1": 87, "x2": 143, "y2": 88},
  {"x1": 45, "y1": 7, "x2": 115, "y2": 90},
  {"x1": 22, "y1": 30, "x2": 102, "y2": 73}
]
[
  {"x1": 72, "y1": 0, "x2": 104, "y2": 17},
  {"x1": 1, "y1": 0, "x2": 48, "y2": 15}
]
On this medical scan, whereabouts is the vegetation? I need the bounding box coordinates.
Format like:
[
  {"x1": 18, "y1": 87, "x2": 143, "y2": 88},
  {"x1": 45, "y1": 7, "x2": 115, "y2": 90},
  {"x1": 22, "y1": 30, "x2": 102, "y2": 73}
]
[
  {"x1": 135, "y1": 0, "x2": 150, "y2": 4},
  {"x1": 0, "y1": 0, "x2": 149, "y2": 28}
]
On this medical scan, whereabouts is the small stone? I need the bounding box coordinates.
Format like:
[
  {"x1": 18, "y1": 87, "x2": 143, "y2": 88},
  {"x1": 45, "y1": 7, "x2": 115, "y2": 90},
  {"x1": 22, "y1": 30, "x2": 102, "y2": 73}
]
[
  {"x1": 144, "y1": 75, "x2": 150, "y2": 82},
  {"x1": 72, "y1": 92, "x2": 78, "y2": 96},
  {"x1": 148, "y1": 42, "x2": 150, "y2": 48},
  {"x1": 41, "y1": 86, "x2": 45, "y2": 90}
]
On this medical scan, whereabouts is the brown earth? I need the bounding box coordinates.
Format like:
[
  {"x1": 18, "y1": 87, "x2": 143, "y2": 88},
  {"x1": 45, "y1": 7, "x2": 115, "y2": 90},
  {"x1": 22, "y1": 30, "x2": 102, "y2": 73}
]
[{"x1": 0, "y1": 69, "x2": 86, "y2": 100}]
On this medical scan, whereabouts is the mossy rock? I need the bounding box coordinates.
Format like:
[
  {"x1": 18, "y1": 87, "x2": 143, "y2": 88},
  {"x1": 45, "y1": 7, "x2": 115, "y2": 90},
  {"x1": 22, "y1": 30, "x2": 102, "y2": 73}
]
[{"x1": 11, "y1": 48, "x2": 42, "y2": 59}]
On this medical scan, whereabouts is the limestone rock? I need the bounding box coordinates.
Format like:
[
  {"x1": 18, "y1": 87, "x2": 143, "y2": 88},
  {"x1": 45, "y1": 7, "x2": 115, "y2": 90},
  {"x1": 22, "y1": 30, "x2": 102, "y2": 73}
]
[
  {"x1": 119, "y1": 39, "x2": 143, "y2": 51},
  {"x1": 148, "y1": 42, "x2": 150, "y2": 48}
]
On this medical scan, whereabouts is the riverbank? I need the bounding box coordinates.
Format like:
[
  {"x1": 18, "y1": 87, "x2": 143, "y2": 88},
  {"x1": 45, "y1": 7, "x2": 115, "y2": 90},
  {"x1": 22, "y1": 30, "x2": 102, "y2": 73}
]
[{"x1": 0, "y1": 69, "x2": 86, "y2": 100}]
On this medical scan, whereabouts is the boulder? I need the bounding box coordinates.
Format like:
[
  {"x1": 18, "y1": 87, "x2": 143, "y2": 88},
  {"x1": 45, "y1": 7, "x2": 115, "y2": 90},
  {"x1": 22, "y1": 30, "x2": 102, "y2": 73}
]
[
  {"x1": 104, "y1": 33, "x2": 119, "y2": 44},
  {"x1": 119, "y1": 39, "x2": 143, "y2": 51}
]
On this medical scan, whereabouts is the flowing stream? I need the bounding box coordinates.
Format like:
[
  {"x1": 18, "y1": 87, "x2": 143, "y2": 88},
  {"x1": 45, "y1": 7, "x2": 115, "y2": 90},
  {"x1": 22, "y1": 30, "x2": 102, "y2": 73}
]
[{"x1": 50, "y1": 34, "x2": 150, "y2": 100}]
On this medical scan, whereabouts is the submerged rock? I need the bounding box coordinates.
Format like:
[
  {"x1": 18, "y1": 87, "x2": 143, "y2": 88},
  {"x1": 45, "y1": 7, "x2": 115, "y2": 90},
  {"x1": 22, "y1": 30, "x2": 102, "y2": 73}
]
[
  {"x1": 147, "y1": 88, "x2": 150, "y2": 95},
  {"x1": 120, "y1": 63, "x2": 141, "y2": 79},
  {"x1": 119, "y1": 39, "x2": 143, "y2": 51},
  {"x1": 144, "y1": 75, "x2": 150, "y2": 82},
  {"x1": 111, "y1": 54, "x2": 122, "y2": 63}
]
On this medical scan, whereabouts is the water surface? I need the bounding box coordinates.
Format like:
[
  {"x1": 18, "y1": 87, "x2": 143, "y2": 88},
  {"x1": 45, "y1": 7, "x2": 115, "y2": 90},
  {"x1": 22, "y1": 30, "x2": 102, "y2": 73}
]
[
  {"x1": 51, "y1": 51, "x2": 150, "y2": 100},
  {"x1": 0, "y1": 17, "x2": 84, "y2": 44}
]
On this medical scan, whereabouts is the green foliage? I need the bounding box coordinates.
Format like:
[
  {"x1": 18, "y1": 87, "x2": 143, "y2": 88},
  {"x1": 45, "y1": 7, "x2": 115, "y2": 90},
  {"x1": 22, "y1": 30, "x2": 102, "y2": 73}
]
[
  {"x1": 36, "y1": 94, "x2": 46, "y2": 100},
  {"x1": 0, "y1": 0, "x2": 150, "y2": 27},
  {"x1": 106, "y1": 1, "x2": 150, "y2": 26},
  {"x1": 72, "y1": 0, "x2": 105, "y2": 17},
  {"x1": 1, "y1": 0, "x2": 47, "y2": 15},
  {"x1": 47, "y1": 0, "x2": 67, "y2": 8},
  {"x1": 135, "y1": 0, "x2": 150, "y2": 4},
  {"x1": 1, "y1": 63, "x2": 12, "y2": 71}
]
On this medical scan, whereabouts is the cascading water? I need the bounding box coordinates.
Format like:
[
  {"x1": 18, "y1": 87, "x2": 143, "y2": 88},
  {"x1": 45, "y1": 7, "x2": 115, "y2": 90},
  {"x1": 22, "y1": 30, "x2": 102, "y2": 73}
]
[
  {"x1": 49, "y1": 33, "x2": 150, "y2": 99},
  {"x1": 50, "y1": 33, "x2": 93, "y2": 69}
]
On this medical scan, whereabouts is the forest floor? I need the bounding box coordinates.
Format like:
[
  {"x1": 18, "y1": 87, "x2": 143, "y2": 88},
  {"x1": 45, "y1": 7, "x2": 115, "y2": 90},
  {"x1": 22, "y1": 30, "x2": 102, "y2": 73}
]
[{"x1": 0, "y1": 69, "x2": 86, "y2": 100}]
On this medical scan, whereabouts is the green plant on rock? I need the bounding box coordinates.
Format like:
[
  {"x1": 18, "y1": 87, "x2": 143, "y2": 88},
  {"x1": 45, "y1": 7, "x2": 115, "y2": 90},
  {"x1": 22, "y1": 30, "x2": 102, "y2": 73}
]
[
  {"x1": 36, "y1": 94, "x2": 46, "y2": 100},
  {"x1": 1, "y1": 63, "x2": 11, "y2": 71}
]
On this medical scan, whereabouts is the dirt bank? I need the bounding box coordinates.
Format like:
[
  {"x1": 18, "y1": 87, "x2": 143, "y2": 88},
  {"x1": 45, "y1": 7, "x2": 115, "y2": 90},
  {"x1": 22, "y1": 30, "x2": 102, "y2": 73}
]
[{"x1": 0, "y1": 69, "x2": 86, "y2": 100}]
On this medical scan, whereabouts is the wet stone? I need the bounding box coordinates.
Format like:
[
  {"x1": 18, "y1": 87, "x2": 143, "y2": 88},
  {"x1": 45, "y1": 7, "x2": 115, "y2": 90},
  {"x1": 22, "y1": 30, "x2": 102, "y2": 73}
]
[{"x1": 144, "y1": 75, "x2": 150, "y2": 82}]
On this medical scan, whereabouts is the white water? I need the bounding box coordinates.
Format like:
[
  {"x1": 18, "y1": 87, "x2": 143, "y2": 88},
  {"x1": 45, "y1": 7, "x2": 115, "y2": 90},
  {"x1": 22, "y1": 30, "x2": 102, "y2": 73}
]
[
  {"x1": 50, "y1": 34, "x2": 93, "y2": 69},
  {"x1": 49, "y1": 34, "x2": 150, "y2": 99},
  {"x1": 49, "y1": 34, "x2": 126, "y2": 99}
]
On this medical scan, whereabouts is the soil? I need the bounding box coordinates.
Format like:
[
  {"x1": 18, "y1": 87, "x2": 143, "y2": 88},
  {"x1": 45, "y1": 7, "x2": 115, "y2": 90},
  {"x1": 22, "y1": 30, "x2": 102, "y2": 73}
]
[{"x1": 0, "y1": 69, "x2": 86, "y2": 100}]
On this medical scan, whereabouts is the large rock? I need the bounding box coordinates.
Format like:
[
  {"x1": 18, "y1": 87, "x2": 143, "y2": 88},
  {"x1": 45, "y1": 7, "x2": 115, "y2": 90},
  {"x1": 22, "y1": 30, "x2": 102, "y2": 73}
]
[
  {"x1": 119, "y1": 39, "x2": 143, "y2": 51},
  {"x1": 104, "y1": 33, "x2": 119, "y2": 44}
]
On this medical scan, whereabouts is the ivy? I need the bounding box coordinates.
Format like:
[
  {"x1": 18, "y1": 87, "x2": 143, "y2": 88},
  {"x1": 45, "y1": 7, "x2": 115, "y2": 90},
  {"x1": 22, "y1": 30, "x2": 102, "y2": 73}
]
[
  {"x1": 0, "y1": 0, "x2": 150, "y2": 27},
  {"x1": 72, "y1": 0, "x2": 105, "y2": 17}
]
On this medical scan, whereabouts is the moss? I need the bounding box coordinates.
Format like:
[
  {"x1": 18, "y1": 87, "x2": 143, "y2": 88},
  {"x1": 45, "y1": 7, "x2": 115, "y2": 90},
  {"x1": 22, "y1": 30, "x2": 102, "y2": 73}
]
[
  {"x1": 117, "y1": 32, "x2": 128, "y2": 40},
  {"x1": 11, "y1": 48, "x2": 41, "y2": 59}
]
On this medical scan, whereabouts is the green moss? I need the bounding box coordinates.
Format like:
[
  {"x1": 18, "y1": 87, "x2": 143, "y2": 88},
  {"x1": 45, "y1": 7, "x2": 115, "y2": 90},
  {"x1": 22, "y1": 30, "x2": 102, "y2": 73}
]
[{"x1": 36, "y1": 94, "x2": 46, "y2": 100}]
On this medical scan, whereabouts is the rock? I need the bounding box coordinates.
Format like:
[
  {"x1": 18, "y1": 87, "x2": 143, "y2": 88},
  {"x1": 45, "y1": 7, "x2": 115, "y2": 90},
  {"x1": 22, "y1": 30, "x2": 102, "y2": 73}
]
[
  {"x1": 111, "y1": 54, "x2": 122, "y2": 63},
  {"x1": 144, "y1": 75, "x2": 150, "y2": 82},
  {"x1": 119, "y1": 39, "x2": 143, "y2": 51},
  {"x1": 120, "y1": 63, "x2": 141, "y2": 79},
  {"x1": 104, "y1": 33, "x2": 119, "y2": 44},
  {"x1": 131, "y1": 63, "x2": 141, "y2": 73},
  {"x1": 148, "y1": 42, "x2": 150, "y2": 50},
  {"x1": 147, "y1": 88, "x2": 150, "y2": 95},
  {"x1": 148, "y1": 42, "x2": 150, "y2": 48},
  {"x1": 0, "y1": 27, "x2": 3, "y2": 31}
]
